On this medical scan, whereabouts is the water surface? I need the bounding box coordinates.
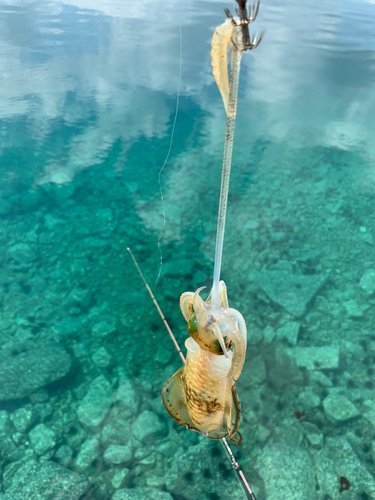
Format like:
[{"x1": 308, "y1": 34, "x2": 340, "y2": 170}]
[{"x1": 0, "y1": 0, "x2": 375, "y2": 499}]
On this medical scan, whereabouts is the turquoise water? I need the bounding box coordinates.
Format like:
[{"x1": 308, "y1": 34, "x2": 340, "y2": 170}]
[{"x1": 0, "y1": 0, "x2": 375, "y2": 498}]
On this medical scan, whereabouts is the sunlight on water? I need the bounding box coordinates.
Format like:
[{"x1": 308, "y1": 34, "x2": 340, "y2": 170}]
[{"x1": 0, "y1": 0, "x2": 374, "y2": 499}]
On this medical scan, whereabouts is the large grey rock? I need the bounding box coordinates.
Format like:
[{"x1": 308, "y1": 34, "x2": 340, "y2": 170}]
[
  {"x1": 112, "y1": 487, "x2": 173, "y2": 500},
  {"x1": 322, "y1": 393, "x2": 360, "y2": 423},
  {"x1": 132, "y1": 410, "x2": 167, "y2": 443},
  {"x1": 77, "y1": 375, "x2": 114, "y2": 427},
  {"x1": 0, "y1": 460, "x2": 87, "y2": 500},
  {"x1": 0, "y1": 340, "x2": 71, "y2": 401},
  {"x1": 314, "y1": 437, "x2": 375, "y2": 498},
  {"x1": 255, "y1": 443, "x2": 318, "y2": 500},
  {"x1": 29, "y1": 424, "x2": 56, "y2": 455},
  {"x1": 259, "y1": 271, "x2": 327, "y2": 317},
  {"x1": 291, "y1": 346, "x2": 339, "y2": 370}
]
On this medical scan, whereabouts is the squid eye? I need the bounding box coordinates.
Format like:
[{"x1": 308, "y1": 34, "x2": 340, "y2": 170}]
[
  {"x1": 207, "y1": 315, "x2": 215, "y2": 325},
  {"x1": 187, "y1": 314, "x2": 197, "y2": 334}
]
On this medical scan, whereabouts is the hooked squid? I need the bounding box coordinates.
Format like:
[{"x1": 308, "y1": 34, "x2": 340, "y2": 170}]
[{"x1": 161, "y1": 1, "x2": 264, "y2": 445}]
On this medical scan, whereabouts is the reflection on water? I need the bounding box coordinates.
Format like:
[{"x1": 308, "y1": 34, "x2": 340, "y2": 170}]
[{"x1": 0, "y1": 0, "x2": 374, "y2": 499}]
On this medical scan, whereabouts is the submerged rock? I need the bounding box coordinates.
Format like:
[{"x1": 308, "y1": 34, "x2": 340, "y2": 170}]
[
  {"x1": 91, "y1": 319, "x2": 117, "y2": 338},
  {"x1": 77, "y1": 375, "x2": 114, "y2": 427},
  {"x1": 315, "y1": 437, "x2": 375, "y2": 498},
  {"x1": 7, "y1": 243, "x2": 36, "y2": 265},
  {"x1": 29, "y1": 424, "x2": 56, "y2": 455},
  {"x1": 74, "y1": 437, "x2": 100, "y2": 470},
  {"x1": 255, "y1": 443, "x2": 318, "y2": 500},
  {"x1": 298, "y1": 387, "x2": 321, "y2": 409},
  {"x1": 101, "y1": 403, "x2": 136, "y2": 447},
  {"x1": 55, "y1": 445, "x2": 73, "y2": 466},
  {"x1": 259, "y1": 271, "x2": 327, "y2": 317},
  {"x1": 343, "y1": 299, "x2": 363, "y2": 318},
  {"x1": 131, "y1": 410, "x2": 167, "y2": 444},
  {"x1": 10, "y1": 406, "x2": 37, "y2": 433},
  {"x1": 104, "y1": 444, "x2": 132, "y2": 465},
  {"x1": 53, "y1": 316, "x2": 86, "y2": 337},
  {"x1": 239, "y1": 355, "x2": 266, "y2": 388},
  {"x1": 0, "y1": 460, "x2": 87, "y2": 500},
  {"x1": 111, "y1": 469, "x2": 130, "y2": 489},
  {"x1": 322, "y1": 393, "x2": 360, "y2": 423},
  {"x1": 291, "y1": 345, "x2": 339, "y2": 370},
  {"x1": 92, "y1": 346, "x2": 113, "y2": 368},
  {"x1": 276, "y1": 322, "x2": 300, "y2": 345},
  {"x1": 38, "y1": 180, "x2": 75, "y2": 201},
  {"x1": 164, "y1": 438, "x2": 245, "y2": 500},
  {"x1": 0, "y1": 340, "x2": 71, "y2": 401},
  {"x1": 360, "y1": 269, "x2": 375, "y2": 295}
]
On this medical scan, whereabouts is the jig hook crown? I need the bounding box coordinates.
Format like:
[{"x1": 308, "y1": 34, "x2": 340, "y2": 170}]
[{"x1": 224, "y1": 0, "x2": 265, "y2": 50}]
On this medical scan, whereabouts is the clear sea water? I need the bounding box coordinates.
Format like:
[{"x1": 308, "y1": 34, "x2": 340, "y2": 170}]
[{"x1": 0, "y1": 0, "x2": 375, "y2": 499}]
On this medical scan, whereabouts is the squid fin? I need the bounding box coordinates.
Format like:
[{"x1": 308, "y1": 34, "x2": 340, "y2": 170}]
[
  {"x1": 229, "y1": 430, "x2": 242, "y2": 445},
  {"x1": 161, "y1": 367, "x2": 198, "y2": 432},
  {"x1": 228, "y1": 386, "x2": 242, "y2": 445}
]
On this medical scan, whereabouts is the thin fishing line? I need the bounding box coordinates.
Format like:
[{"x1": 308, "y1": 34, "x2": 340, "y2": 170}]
[{"x1": 155, "y1": 2, "x2": 183, "y2": 289}]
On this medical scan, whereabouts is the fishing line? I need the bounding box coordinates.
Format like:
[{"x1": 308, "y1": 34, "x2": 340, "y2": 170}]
[{"x1": 155, "y1": 0, "x2": 183, "y2": 289}]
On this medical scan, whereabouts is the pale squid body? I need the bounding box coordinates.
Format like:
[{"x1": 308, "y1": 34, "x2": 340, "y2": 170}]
[
  {"x1": 162, "y1": 282, "x2": 247, "y2": 445},
  {"x1": 210, "y1": 19, "x2": 235, "y2": 114}
]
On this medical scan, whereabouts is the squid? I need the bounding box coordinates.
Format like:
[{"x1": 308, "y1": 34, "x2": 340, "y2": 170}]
[
  {"x1": 162, "y1": 282, "x2": 247, "y2": 444},
  {"x1": 161, "y1": 1, "x2": 264, "y2": 445}
]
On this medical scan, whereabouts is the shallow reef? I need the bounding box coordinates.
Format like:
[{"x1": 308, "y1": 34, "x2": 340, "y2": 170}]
[{"x1": 0, "y1": 135, "x2": 374, "y2": 499}]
